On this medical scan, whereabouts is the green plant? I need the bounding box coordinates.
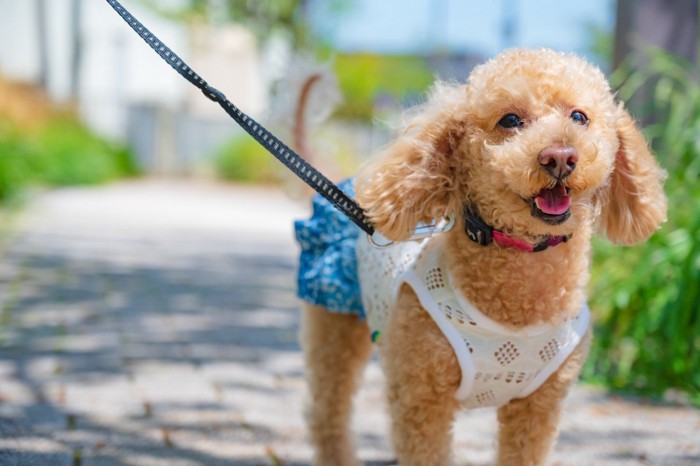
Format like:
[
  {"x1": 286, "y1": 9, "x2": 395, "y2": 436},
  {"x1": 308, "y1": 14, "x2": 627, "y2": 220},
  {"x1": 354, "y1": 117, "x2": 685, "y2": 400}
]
[
  {"x1": 139, "y1": 0, "x2": 351, "y2": 50},
  {"x1": 0, "y1": 117, "x2": 136, "y2": 203},
  {"x1": 584, "y1": 49, "x2": 700, "y2": 405},
  {"x1": 213, "y1": 132, "x2": 278, "y2": 184},
  {"x1": 333, "y1": 54, "x2": 434, "y2": 121},
  {"x1": 34, "y1": 118, "x2": 136, "y2": 186},
  {"x1": 0, "y1": 121, "x2": 38, "y2": 201}
]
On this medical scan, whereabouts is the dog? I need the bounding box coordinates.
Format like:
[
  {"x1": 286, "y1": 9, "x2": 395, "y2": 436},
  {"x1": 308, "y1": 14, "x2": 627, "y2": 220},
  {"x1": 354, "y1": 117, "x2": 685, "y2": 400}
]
[{"x1": 294, "y1": 48, "x2": 667, "y2": 466}]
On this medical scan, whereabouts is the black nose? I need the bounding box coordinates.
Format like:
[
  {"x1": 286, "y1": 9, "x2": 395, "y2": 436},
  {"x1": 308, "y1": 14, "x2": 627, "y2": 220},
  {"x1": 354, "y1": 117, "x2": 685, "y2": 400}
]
[{"x1": 538, "y1": 146, "x2": 578, "y2": 179}]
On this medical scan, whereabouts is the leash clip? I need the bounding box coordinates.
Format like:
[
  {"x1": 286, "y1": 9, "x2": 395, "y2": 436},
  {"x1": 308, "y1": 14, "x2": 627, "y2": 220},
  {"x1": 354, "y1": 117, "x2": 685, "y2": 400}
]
[
  {"x1": 369, "y1": 216, "x2": 455, "y2": 249},
  {"x1": 203, "y1": 85, "x2": 225, "y2": 102}
]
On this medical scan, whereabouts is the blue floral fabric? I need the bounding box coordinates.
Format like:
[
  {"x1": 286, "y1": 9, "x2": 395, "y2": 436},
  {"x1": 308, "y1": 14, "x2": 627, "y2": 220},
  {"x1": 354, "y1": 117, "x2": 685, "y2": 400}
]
[{"x1": 294, "y1": 179, "x2": 365, "y2": 317}]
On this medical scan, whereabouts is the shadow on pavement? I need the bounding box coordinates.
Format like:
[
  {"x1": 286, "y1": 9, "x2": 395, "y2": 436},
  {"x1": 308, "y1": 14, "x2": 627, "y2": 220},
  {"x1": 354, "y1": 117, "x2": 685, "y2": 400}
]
[{"x1": 0, "y1": 229, "x2": 351, "y2": 465}]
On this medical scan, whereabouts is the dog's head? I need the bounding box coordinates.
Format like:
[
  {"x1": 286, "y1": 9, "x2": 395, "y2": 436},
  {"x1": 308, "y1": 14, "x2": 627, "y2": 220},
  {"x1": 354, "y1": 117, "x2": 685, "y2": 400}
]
[{"x1": 356, "y1": 49, "x2": 667, "y2": 246}]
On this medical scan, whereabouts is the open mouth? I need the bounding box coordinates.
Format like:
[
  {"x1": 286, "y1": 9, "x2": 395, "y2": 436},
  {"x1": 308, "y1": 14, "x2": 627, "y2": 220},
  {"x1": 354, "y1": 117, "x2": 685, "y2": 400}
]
[{"x1": 529, "y1": 184, "x2": 571, "y2": 225}]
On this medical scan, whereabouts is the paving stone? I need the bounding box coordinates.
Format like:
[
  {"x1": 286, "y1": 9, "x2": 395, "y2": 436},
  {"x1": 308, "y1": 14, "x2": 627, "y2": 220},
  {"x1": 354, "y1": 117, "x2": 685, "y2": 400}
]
[{"x1": 0, "y1": 180, "x2": 697, "y2": 466}]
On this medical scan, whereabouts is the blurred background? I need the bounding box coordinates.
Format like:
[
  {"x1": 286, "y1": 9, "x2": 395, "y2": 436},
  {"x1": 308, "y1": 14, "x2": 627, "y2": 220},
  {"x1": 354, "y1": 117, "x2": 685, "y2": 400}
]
[{"x1": 0, "y1": 0, "x2": 697, "y2": 413}]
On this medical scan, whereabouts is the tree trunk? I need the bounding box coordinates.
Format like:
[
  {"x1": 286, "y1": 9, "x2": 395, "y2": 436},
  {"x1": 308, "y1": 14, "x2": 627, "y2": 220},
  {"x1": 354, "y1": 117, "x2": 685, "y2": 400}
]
[
  {"x1": 36, "y1": 0, "x2": 49, "y2": 90},
  {"x1": 614, "y1": 0, "x2": 697, "y2": 68},
  {"x1": 614, "y1": 0, "x2": 698, "y2": 119},
  {"x1": 69, "y1": 0, "x2": 83, "y2": 100}
]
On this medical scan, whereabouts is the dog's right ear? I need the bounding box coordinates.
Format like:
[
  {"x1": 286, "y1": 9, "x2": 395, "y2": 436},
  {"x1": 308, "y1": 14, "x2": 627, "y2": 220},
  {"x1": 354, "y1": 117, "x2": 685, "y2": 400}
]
[{"x1": 355, "y1": 84, "x2": 469, "y2": 241}]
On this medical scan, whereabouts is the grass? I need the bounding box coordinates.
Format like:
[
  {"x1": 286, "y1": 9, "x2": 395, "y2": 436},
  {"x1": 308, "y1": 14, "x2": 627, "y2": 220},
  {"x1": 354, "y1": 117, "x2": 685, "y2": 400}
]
[{"x1": 584, "y1": 49, "x2": 700, "y2": 405}]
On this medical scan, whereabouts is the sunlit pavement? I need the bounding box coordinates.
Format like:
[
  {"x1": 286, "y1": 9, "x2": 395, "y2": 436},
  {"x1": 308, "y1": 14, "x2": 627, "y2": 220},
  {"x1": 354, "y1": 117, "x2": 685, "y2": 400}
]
[{"x1": 0, "y1": 179, "x2": 697, "y2": 466}]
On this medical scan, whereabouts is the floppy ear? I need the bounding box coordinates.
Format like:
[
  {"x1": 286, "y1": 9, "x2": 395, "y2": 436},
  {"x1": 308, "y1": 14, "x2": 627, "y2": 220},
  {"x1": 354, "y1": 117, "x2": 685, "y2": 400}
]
[
  {"x1": 598, "y1": 106, "x2": 668, "y2": 245},
  {"x1": 355, "y1": 84, "x2": 469, "y2": 241}
]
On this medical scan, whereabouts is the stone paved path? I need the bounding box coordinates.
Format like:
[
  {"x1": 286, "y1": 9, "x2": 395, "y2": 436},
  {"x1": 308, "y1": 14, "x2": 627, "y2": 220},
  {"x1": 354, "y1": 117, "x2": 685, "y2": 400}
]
[{"x1": 0, "y1": 179, "x2": 698, "y2": 466}]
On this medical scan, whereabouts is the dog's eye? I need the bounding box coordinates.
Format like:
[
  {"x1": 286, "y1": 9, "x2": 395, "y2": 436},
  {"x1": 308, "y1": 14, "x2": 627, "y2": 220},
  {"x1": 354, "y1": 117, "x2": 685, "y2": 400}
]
[
  {"x1": 497, "y1": 113, "x2": 524, "y2": 129},
  {"x1": 571, "y1": 110, "x2": 589, "y2": 125}
]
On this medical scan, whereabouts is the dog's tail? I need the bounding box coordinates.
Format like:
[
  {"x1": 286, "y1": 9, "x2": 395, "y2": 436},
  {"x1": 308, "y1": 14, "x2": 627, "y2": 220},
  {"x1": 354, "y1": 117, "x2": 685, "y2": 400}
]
[
  {"x1": 268, "y1": 55, "x2": 342, "y2": 199},
  {"x1": 270, "y1": 55, "x2": 342, "y2": 165},
  {"x1": 292, "y1": 72, "x2": 323, "y2": 163}
]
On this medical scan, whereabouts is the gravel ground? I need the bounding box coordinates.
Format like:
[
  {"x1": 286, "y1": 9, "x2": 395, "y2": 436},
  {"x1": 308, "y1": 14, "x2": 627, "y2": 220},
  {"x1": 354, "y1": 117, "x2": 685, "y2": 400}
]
[{"x1": 0, "y1": 179, "x2": 697, "y2": 466}]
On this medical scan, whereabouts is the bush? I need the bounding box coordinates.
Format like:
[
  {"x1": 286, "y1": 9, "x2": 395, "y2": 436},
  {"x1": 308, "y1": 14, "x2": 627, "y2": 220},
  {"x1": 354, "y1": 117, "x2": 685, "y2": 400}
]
[
  {"x1": 333, "y1": 54, "x2": 434, "y2": 121},
  {"x1": 34, "y1": 118, "x2": 136, "y2": 185},
  {"x1": 0, "y1": 117, "x2": 137, "y2": 203},
  {"x1": 584, "y1": 49, "x2": 700, "y2": 405},
  {"x1": 0, "y1": 123, "x2": 37, "y2": 201},
  {"x1": 213, "y1": 133, "x2": 279, "y2": 184}
]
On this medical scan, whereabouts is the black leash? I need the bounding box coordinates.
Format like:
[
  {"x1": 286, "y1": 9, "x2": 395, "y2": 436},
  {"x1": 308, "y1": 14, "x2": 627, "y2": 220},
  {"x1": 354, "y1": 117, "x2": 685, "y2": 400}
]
[{"x1": 104, "y1": 0, "x2": 375, "y2": 236}]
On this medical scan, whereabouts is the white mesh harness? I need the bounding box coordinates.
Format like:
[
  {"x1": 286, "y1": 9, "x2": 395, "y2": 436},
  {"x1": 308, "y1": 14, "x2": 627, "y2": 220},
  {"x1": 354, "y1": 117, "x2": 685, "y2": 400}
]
[{"x1": 357, "y1": 236, "x2": 590, "y2": 409}]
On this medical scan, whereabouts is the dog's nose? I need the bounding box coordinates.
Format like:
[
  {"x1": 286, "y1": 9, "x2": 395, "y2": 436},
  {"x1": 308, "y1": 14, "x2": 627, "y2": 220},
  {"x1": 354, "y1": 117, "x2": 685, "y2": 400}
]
[{"x1": 538, "y1": 146, "x2": 578, "y2": 179}]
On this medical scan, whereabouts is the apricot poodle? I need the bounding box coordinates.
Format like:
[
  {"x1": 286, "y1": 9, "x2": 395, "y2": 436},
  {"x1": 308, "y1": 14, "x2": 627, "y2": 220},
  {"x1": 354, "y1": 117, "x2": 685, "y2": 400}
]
[{"x1": 295, "y1": 48, "x2": 667, "y2": 466}]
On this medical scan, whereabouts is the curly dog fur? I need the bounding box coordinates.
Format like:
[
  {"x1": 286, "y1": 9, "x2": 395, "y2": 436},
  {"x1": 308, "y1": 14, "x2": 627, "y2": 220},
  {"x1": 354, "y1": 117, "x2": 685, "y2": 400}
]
[{"x1": 300, "y1": 49, "x2": 667, "y2": 466}]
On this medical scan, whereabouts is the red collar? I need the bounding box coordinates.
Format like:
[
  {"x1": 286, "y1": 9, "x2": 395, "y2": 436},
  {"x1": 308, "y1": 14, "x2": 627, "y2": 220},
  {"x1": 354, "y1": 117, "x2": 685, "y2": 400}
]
[{"x1": 464, "y1": 207, "x2": 570, "y2": 253}]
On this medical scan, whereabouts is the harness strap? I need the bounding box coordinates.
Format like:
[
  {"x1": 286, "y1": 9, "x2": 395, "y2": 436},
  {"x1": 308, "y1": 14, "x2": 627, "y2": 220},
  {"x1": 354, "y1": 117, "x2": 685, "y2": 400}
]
[{"x1": 104, "y1": 0, "x2": 375, "y2": 236}]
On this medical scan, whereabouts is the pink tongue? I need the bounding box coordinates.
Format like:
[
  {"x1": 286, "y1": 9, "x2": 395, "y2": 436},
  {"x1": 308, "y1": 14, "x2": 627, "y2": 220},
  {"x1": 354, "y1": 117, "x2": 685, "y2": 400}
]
[{"x1": 535, "y1": 185, "x2": 570, "y2": 215}]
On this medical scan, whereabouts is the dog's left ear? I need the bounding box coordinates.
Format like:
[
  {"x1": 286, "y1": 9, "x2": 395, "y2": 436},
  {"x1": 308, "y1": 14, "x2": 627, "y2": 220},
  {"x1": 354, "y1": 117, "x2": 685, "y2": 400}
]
[
  {"x1": 355, "y1": 84, "x2": 469, "y2": 241},
  {"x1": 597, "y1": 106, "x2": 668, "y2": 245}
]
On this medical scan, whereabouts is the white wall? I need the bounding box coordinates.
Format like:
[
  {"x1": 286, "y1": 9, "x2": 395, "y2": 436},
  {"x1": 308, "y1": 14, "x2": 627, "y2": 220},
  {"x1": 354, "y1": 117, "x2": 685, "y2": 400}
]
[{"x1": 0, "y1": 0, "x2": 267, "y2": 173}]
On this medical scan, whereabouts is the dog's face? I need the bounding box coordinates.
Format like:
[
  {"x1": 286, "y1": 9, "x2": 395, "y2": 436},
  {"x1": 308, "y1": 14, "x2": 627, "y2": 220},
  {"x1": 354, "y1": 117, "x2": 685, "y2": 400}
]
[
  {"x1": 357, "y1": 48, "x2": 667, "y2": 246},
  {"x1": 463, "y1": 49, "x2": 620, "y2": 239}
]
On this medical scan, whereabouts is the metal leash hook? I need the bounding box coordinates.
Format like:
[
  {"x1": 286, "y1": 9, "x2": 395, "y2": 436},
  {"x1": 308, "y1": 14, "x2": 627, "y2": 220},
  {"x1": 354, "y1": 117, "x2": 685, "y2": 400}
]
[{"x1": 369, "y1": 215, "x2": 456, "y2": 248}]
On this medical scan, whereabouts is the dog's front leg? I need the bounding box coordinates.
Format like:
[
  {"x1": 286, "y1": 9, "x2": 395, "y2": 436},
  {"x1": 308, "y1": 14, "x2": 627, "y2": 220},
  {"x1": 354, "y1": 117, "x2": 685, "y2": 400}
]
[
  {"x1": 495, "y1": 330, "x2": 592, "y2": 466},
  {"x1": 381, "y1": 286, "x2": 462, "y2": 466}
]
